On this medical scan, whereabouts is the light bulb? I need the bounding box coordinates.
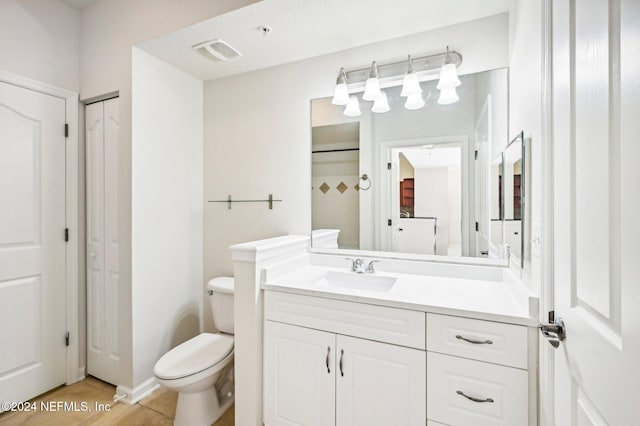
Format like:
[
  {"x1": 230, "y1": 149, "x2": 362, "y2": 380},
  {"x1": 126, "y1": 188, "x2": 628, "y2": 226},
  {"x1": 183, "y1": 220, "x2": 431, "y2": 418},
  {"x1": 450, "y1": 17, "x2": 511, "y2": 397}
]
[
  {"x1": 438, "y1": 87, "x2": 459, "y2": 105},
  {"x1": 404, "y1": 92, "x2": 425, "y2": 110},
  {"x1": 331, "y1": 67, "x2": 349, "y2": 105},
  {"x1": 344, "y1": 95, "x2": 361, "y2": 117},
  {"x1": 362, "y1": 61, "x2": 381, "y2": 101},
  {"x1": 401, "y1": 56, "x2": 421, "y2": 97},
  {"x1": 401, "y1": 72, "x2": 422, "y2": 97},
  {"x1": 437, "y1": 63, "x2": 461, "y2": 90},
  {"x1": 371, "y1": 91, "x2": 390, "y2": 113}
]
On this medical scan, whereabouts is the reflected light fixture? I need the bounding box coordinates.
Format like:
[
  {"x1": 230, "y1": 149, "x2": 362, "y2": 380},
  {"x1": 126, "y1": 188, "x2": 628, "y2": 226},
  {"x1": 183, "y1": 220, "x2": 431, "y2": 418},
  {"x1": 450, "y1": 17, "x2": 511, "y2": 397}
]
[
  {"x1": 404, "y1": 92, "x2": 425, "y2": 110},
  {"x1": 371, "y1": 91, "x2": 390, "y2": 113},
  {"x1": 362, "y1": 61, "x2": 381, "y2": 101},
  {"x1": 438, "y1": 87, "x2": 459, "y2": 105},
  {"x1": 331, "y1": 67, "x2": 349, "y2": 105},
  {"x1": 400, "y1": 55, "x2": 422, "y2": 97},
  {"x1": 344, "y1": 95, "x2": 361, "y2": 117}
]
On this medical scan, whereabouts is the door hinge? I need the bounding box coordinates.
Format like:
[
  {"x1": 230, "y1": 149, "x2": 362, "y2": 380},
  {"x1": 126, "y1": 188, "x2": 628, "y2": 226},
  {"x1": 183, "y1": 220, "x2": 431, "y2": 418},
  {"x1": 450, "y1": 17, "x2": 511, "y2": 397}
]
[
  {"x1": 64, "y1": 123, "x2": 69, "y2": 138},
  {"x1": 548, "y1": 310, "x2": 555, "y2": 322},
  {"x1": 387, "y1": 162, "x2": 392, "y2": 170},
  {"x1": 474, "y1": 150, "x2": 478, "y2": 160},
  {"x1": 65, "y1": 228, "x2": 69, "y2": 242},
  {"x1": 387, "y1": 219, "x2": 392, "y2": 226},
  {"x1": 475, "y1": 221, "x2": 479, "y2": 232},
  {"x1": 65, "y1": 332, "x2": 70, "y2": 346}
]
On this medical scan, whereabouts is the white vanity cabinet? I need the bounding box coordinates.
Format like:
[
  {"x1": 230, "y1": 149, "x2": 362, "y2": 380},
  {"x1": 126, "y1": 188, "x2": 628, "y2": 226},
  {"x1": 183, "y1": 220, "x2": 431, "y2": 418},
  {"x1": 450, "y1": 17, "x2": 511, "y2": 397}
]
[
  {"x1": 262, "y1": 290, "x2": 535, "y2": 426},
  {"x1": 263, "y1": 291, "x2": 426, "y2": 426}
]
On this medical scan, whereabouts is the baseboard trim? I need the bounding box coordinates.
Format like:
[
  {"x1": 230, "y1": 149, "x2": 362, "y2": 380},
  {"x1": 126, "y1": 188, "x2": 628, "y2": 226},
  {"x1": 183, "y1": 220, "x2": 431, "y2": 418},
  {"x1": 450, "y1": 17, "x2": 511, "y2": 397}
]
[
  {"x1": 77, "y1": 366, "x2": 86, "y2": 382},
  {"x1": 115, "y1": 377, "x2": 159, "y2": 405}
]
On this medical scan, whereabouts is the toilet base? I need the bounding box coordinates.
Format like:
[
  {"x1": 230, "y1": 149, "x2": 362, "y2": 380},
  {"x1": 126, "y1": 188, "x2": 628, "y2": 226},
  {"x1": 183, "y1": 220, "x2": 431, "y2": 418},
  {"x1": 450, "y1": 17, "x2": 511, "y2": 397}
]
[{"x1": 174, "y1": 385, "x2": 234, "y2": 426}]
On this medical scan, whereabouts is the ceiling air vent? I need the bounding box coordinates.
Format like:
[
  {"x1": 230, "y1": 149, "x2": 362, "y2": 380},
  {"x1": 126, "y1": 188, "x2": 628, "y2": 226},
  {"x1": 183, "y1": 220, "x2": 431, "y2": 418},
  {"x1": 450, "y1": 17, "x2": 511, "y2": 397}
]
[{"x1": 193, "y1": 39, "x2": 241, "y2": 62}]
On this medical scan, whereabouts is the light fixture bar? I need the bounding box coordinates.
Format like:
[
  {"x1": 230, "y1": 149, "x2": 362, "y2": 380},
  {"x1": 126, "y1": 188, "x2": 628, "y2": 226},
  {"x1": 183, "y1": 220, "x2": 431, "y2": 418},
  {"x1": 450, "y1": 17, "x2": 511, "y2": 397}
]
[{"x1": 342, "y1": 49, "x2": 462, "y2": 93}]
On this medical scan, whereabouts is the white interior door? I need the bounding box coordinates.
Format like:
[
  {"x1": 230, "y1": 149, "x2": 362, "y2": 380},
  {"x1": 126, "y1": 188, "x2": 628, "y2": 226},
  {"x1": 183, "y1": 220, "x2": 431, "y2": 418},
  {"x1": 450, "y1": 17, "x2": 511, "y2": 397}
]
[
  {"x1": 86, "y1": 98, "x2": 120, "y2": 385},
  {"x1": 0, "y1": 81, "x2": 67, "y2": 405},
  {"x1": 551, "y1": 0, "x2": 640, "y2": 424}
]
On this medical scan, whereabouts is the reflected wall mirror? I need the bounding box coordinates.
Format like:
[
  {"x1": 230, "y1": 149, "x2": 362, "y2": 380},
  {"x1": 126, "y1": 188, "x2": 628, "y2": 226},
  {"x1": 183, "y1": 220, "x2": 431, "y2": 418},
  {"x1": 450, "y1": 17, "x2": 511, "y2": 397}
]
[
  {"x1": 311, "y1": 67, "x2": 511, "y2": 261},
  {"x1": 503, "y1": 131, "x2": 525, "y2": 267}
]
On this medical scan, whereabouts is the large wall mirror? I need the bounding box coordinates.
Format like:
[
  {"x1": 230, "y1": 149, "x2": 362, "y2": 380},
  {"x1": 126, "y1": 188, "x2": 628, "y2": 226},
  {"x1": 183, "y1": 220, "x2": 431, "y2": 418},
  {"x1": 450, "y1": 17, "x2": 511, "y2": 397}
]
[{"x1": 311, "y1": 67, "x2": 513, "y2": 261}]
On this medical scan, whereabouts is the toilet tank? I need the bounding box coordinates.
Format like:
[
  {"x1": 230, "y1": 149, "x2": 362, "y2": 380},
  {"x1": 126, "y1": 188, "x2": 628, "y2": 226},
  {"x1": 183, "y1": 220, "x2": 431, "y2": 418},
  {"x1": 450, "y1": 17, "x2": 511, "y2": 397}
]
[{"x1": 208, "y1": 277, "x2": 234, "y2": 334}]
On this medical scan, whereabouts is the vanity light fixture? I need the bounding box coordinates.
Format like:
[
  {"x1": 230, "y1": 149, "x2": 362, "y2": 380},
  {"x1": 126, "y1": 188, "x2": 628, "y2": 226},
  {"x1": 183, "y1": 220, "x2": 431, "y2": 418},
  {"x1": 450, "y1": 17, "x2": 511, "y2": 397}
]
[
  {"x1": 343, "y1": 95, "x2": 362, "y2": 117},
  {"x1": 436, "y1": 47, "x2": 461, "y2": 105},
  {"x1": 362, "y1": 61, "x2": 382, "y2": 101},
  {"x1": 400, "y1": 55, "x2": 422, "y2": 97},
  {"x1": 331, "y1": 68, "x2": 349, "y2": 105},
  {"x1": 332, "y1": 47, "x2": 462, "y2": 116},
  {"x1": 371, "y1": 91, "x2": 390, "y2": 113}
]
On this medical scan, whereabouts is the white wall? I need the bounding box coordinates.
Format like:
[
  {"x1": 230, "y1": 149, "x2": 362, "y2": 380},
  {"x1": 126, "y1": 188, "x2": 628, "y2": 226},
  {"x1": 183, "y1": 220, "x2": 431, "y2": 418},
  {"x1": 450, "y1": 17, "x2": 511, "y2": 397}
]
[
  {"x1": 0, "y1": 0, "x2": 80, "y2": 92},
  {"x1": 80, "y1": 0, "x2": 258, "y2": 389},
  {"x1": 203, "y1": 15, "x2": 509, "y2": 329},
  {"x1": 131, "y1": 48, "x2": 203, "y2": 386}
]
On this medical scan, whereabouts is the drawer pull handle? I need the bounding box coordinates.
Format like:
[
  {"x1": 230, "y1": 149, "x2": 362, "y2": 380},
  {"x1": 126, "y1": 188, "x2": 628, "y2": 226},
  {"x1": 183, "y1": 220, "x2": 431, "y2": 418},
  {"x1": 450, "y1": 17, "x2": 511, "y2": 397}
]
[
  {"x1": 456, "y1": 335, "x2": 493, "y2": 345},
  {"x1": 339, "y1": 349, "x2": 344, "y2": 377},
  {"x1": 456, "y1": 390, "x2": 494, "y2": 403},
  {"x1": 326, "y1": 347, "x2": 331, "y2": 373}
]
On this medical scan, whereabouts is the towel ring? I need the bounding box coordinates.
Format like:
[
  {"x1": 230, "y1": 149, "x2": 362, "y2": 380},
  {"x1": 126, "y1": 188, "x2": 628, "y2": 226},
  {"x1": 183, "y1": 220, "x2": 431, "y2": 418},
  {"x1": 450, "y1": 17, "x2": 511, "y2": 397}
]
[{"x1": 359, "y1": 174, "x2": 372, "y2": 191}]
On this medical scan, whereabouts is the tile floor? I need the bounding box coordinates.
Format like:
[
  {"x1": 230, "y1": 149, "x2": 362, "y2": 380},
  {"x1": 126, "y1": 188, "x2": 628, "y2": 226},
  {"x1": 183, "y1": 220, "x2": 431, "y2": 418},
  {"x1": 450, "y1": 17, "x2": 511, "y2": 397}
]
[{"x1": 0, "y1": 377, "x2": 234, "y2": 425}]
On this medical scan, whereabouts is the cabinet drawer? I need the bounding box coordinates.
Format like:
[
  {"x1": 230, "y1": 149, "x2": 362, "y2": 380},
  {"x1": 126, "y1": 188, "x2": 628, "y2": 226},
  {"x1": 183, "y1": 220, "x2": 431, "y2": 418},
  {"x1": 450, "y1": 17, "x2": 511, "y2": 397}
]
[
  {"x1": 427, "y1": 352, "x2": 528, "y2": 426},
  {"x1": 265, "y1": 291, "x2": 425, "y2": 349},
  {"x1": 426, "y1": 313, "x2": 527, "y2": 369}
]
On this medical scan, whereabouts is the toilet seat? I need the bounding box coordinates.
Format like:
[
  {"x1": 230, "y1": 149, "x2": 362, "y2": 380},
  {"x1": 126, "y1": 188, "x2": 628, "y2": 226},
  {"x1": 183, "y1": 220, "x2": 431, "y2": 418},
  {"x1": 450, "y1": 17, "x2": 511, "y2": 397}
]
[{"x1": 154, "y1": 333, "x2": 234, "y2": 380}]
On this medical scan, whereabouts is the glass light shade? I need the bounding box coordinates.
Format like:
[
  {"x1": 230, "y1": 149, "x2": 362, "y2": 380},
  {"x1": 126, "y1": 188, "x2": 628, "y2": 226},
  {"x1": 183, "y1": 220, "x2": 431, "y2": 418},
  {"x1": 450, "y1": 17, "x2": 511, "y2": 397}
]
[
  {"x1": 331, "y1": 82, "x2": 349, "y2": 105},
  {"x1": 371, "y1": 91, "x2": 390, "y2": 113},
  {"x1": 363, "y1": 77, "x2": 381, "y2": 101},
  {"x1": 437, "y1": 63, "x2": 461, "y2": 89},
  {"x1": 438, "y1": 87, "x2": 459, "y2": 105},
  {"x1": 404, "y1": 92, "x2": 425, "y2": 110},
  {"x1": 344, "y1": 95, "x2": 361, "y2": 117},
  {"x1": 400, "y1": 72, "x2": 422, "y2": 97}
]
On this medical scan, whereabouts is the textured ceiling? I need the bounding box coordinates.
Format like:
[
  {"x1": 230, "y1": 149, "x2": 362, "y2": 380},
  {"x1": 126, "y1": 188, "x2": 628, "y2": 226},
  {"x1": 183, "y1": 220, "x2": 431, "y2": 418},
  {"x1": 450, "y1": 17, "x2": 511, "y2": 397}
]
[{"x1": 138, "y1": 0, "x2": 514, "y2": 81}]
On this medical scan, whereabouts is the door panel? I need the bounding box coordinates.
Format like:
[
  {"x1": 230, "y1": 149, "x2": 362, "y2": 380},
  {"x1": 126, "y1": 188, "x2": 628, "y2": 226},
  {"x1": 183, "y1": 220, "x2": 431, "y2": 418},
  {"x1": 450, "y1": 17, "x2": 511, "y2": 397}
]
[
  {"x1": 0, "y1": 81, "x2": 66, "y2": 405},
  {"x1": 264, "y1": 321, "x2": 336, "y2": 426},
  {"x1": 552, "y1": 0, "x2": 640, "y2": 423},
  {"x1": 86, "y1": 98, "x2": 120, "y2": 385},
  {"x1": 336, "y1": 335, "x2": 425, "y2": 426}
]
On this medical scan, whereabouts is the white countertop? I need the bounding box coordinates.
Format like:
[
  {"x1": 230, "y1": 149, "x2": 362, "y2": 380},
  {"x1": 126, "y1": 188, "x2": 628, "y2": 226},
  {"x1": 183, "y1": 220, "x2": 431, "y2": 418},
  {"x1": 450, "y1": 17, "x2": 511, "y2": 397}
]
[{"x1": 262, "y1": 265, "x2": 538, "y2": 327}]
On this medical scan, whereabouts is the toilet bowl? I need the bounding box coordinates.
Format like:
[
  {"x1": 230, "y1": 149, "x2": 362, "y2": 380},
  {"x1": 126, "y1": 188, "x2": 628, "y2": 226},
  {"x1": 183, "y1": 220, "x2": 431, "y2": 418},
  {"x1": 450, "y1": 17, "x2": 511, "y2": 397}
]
[{"x1": 153, "y1": 277, "x2": 235, "y2": 426}]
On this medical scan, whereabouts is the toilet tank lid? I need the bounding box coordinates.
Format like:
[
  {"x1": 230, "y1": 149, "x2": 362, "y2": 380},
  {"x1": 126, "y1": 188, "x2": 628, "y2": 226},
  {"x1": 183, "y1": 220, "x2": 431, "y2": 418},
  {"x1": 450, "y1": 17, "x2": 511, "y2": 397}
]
[{"x1": 208, "y1": 276, "x2": 234, "y2": 294}]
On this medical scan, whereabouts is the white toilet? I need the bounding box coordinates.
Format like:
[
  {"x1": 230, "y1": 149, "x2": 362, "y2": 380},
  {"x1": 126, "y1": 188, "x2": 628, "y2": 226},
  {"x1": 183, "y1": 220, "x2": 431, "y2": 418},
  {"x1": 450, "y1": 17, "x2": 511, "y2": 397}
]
[{"x1": 153, "y1": 277, "x2": 235, "y2": 426}]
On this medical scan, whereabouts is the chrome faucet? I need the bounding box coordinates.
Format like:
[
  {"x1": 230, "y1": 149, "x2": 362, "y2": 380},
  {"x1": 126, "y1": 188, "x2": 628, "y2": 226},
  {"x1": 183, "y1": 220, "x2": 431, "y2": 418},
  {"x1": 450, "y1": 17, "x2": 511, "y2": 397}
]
[{"x1": 345, "y1": 258, "x2": 379, "y2": 274}]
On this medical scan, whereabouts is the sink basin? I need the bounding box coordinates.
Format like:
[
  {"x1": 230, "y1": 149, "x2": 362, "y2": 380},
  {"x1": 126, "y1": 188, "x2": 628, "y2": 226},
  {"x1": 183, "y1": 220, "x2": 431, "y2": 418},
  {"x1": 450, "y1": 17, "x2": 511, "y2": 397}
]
[{"x1": 313, "y1": 271, "x2": 397, "y2": 292}]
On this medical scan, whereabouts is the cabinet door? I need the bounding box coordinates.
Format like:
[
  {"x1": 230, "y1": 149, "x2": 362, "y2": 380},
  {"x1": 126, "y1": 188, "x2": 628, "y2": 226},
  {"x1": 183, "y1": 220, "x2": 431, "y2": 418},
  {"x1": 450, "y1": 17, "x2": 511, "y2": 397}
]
[
  {"x1": 264, "y1": 321, "x2": 336, "y2": 426},
  {"x1": 336, "y1": 335, "x2": 426, "y2": 426}
]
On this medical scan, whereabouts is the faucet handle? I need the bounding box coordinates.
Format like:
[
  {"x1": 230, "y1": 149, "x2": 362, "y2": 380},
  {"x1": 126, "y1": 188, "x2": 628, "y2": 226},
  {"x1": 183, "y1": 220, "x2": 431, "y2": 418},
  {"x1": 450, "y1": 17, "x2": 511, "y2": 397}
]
[
  {"x1": 366, "y1": 260, "x2": 380, "y2": 273},
  {"x1": 345, "y1": 258, "x2": 358, "y2": 272}
]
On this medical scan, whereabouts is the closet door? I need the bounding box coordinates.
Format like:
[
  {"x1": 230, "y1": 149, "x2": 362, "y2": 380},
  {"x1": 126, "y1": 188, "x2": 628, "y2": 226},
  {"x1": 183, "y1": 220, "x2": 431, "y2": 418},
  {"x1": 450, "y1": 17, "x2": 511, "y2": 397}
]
[{"x1": 86, "y1": 98, "x2": 120, "y2": 385}]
